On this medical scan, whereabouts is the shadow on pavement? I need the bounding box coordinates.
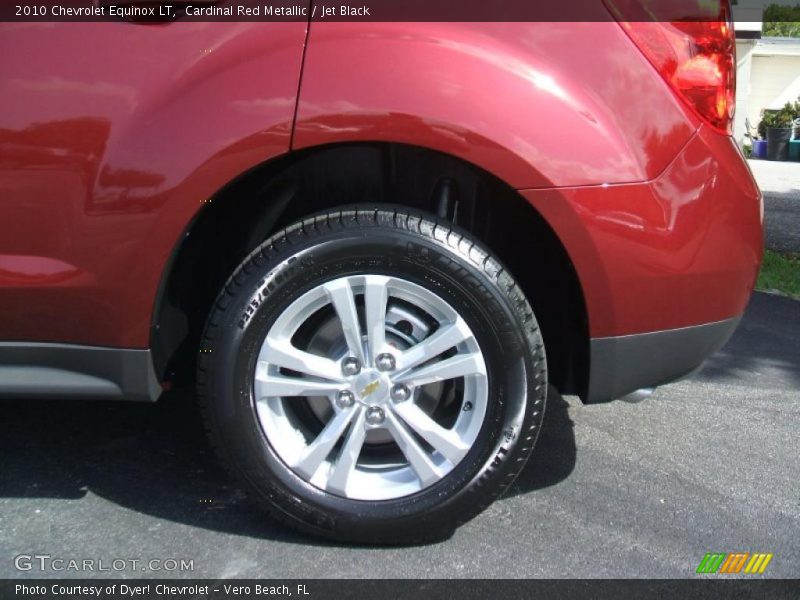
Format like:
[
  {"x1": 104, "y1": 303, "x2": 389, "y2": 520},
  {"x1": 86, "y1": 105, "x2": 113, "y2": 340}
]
[
  {"x1": 507, "y1": 386, "x2": 576, "y2": 497},
  {"x1": 0, "y1": 390, "x2": 322, "y2": 544},
  {"x1": 692, "y1": 292, "x2": 800, "y2": 389},
  {"x1": 0, "y1": 387, "x2": 577, "y2": 543}
]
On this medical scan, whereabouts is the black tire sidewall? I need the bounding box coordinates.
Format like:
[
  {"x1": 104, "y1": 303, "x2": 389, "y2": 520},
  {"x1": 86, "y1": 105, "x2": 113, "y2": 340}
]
[{"x1": 204, "y1": 213, "x2": 544, "y2": 542}]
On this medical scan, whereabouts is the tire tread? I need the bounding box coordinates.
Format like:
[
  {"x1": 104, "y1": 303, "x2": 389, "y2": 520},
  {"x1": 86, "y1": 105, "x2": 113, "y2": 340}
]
[{"x1": 197, "y1": 206, "x2": 547, "y2": 544}]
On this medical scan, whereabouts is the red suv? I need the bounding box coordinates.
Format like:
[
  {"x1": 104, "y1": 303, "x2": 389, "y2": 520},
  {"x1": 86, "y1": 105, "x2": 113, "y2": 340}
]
[{"x1": 0, "y1": 1, "x2": 762, "y2": 543}]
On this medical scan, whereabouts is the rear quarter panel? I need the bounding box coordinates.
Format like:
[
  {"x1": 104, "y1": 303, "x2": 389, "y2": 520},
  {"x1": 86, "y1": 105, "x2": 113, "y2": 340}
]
[{"x1": 294, "y1": 21, "x2": 698, "y2": 188}]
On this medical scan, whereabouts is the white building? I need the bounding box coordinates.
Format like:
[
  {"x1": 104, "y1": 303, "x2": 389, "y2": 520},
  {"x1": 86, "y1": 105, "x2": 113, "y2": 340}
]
[{"x1": 734, "y1": 2, "x2": 800, "y2": 144}]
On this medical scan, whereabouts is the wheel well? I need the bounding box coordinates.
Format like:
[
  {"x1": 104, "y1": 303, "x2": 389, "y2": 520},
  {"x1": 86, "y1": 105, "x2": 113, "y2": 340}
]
[{"x1": 152, "y1": 143, "x2": 589, "y2": 397}]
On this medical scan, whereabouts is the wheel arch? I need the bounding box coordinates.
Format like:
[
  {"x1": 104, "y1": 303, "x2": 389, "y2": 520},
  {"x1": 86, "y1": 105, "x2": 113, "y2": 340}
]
[{"x1": 151, "y1": 142, "x2": 591, "y2": 398}]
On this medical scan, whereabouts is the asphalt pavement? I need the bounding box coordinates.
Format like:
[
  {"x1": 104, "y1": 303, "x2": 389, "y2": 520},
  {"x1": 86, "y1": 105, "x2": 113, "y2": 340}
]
[
  {"x1": 1, "y1": 291, "x2": 798, "y2": 579},
  {"x1": 749, "y1": 159, "x2": 800, "y2": 253}
]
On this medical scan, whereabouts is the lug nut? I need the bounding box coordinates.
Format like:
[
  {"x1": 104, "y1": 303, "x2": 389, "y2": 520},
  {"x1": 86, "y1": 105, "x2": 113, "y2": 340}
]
[
  {"x1": 341, "y1": 357, "x2": 361, "y2": 376},
  {"x1": 336, "y1": 390, "x2": 355, "y2": 409},
  {"x1": 375, "y1": 353, "x2": 396, "y2": 372},
  {"x1": 365, "y1": 406, "x2": 385, "y2": 426},
  {"x1": 390, "y1": 384, "x2": 411, "y2": 402}
]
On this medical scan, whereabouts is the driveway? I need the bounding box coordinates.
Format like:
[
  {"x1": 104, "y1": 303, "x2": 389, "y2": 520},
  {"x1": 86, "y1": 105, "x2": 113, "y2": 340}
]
[
  {"x1": 749, "y1": 159, "x2": 800, "y2": 253},
  {"x1": 0, "y1": 292, "x2": 798, "y2": 579}
]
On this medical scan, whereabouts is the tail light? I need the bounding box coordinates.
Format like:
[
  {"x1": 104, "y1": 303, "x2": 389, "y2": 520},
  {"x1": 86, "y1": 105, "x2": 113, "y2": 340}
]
[{"x1": 604, "y1": 0, "x2": 736, "y2": 135}]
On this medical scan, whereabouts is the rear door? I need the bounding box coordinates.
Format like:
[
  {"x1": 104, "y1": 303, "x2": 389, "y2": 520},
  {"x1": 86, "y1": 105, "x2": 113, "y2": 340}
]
[{"x1": 0, "y1": 15, "x2": 308, "y2": 346}]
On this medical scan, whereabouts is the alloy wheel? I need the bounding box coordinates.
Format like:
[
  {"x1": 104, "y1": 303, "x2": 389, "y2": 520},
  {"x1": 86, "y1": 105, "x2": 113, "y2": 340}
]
[{"x1": 253, "y1": 274, "x2": 488, "y2": 501}]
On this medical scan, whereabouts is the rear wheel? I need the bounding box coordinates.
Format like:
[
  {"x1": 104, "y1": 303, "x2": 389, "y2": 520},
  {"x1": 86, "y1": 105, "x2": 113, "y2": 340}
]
[{"x1": 198, "y1": 206, "x2": 546, "y2": 543}]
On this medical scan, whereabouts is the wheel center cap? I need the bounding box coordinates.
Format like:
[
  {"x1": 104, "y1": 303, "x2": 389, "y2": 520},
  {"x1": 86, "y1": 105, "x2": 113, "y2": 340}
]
[{"x1": 353, "y1": 370, "x2": 389, "y2": 405}]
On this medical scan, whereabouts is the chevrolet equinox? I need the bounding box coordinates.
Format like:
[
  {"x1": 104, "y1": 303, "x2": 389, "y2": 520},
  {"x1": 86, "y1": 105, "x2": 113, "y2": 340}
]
[{"x1": 0, "y1": 0, "x2": 763, "y2": 543}]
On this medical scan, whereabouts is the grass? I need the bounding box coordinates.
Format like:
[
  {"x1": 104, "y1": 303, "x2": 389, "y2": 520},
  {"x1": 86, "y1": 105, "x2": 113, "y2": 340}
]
[{"x1": 757, "y1": 250, "x2": 800, "y2": 299}]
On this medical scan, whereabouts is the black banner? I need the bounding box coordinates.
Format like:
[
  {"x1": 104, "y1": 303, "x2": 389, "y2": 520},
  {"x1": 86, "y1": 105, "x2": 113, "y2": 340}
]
[
  {"x1": 0, "y1": 0, "x2": 784, "y2": 23},
  {"x1": 2, "y1": 580, "x2": 799, "y2": 600}
]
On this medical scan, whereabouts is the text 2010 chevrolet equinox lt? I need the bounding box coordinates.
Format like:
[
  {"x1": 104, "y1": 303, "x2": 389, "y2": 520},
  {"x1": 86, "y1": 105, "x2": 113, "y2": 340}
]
[{"x1": 0, "y1": 1, "x2": 762, "y2": 543}]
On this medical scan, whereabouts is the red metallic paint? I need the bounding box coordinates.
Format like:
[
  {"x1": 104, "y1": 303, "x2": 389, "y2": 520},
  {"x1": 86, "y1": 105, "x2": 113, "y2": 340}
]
[
  {"x1": 521, "y1": 125, "x2": 763, "y2": 338},
  {"x1": 0, "y1": 22, "x2": 308, "y2": 346},
  {"x1": 0, "y1": 20, "x2": 761, "y2": 353},
  {"x1": 293, "y1": 22, "x2": 699, "y2": 188}
]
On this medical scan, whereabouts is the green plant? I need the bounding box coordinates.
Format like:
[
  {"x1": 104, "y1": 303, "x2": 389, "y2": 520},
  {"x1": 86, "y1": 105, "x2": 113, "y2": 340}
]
[
  {"x1": 758, "y1": 102, "x2": 797, "y2": 138},
  {"x1": 763, "y1": 3, "x2": 800, "y2": 37},
  {"x1": 757, "y1": 250, "x2": 800, "y2": 300}
]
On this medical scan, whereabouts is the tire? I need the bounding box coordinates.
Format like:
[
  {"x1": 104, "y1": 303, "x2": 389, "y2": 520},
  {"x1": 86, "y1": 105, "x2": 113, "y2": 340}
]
[{"x1": 197, "y1": 206, "x2": 547, "y2": 544}]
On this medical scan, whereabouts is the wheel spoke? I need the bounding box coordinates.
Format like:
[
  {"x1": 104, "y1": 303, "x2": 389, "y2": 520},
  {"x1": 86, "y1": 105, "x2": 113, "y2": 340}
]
[
  {"x1": 391, "y1": 402, "x2": 469, "y2": 465},
  {"x1": 395, "y1": 317, "x2": 473, "y2": 372},
  {"x1": 324, "y1": 279, "x2": 365, "y2": 364},
  {"x1": 326, "y1": 408, "x2": 367, "y2": 495},
  {"x1": 254, "y1": 273, "x2": 489, "y2": 501},
  {"x1": 385, "y1": 411, "x2": 443, "y2": 487},
  {"x1": 363, "y1": 275, "x2": 390, "y2": 362},
  {"x1": 260, "y1": 336, "x2": 344, "y2": 382},
  {"x1": 394, "y1": 351, "x2": 485, "y2": 386},
  {"x1": 293, "y1": 409, "x2": 357, "y2": 480},
  {"x1": 255, "y1": 362, "x2": 344, "y2": 398}
]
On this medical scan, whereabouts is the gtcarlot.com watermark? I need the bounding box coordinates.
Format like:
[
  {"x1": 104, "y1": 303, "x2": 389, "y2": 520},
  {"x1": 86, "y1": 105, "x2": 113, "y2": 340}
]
[{"x1": 14, "y1": 554, "x2": 194, "y2": 573}]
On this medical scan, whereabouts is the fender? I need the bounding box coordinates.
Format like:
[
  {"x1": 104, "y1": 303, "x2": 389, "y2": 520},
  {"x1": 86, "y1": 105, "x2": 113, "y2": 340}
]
[{"x1": 293, "y1": 21, "x2": 699, "y2": 189}]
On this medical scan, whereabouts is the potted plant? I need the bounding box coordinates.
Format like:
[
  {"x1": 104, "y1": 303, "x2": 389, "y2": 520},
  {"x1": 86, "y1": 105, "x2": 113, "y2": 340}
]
[
  {"x1": 790, "y1": 97, "x2": 800, "y2": 162},
  {"x1": 794, "y1": 97, "x2": 800, "y2": 136},
  {"x1": 746, "y1": 117, "x2": 767, "y2": 159},
  {"x1": 760, "y1": 103, "x2": 795, "y2": 161}
]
